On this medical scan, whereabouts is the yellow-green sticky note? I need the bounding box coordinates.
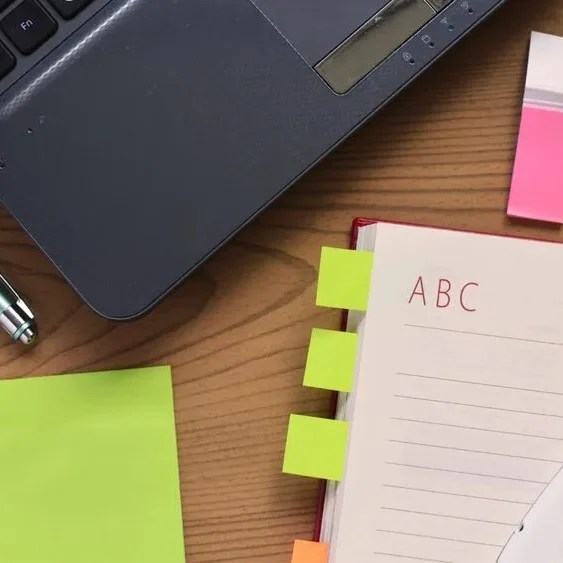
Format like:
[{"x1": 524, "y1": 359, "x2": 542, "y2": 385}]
[
  {"x1": 283, "y1": 414, "x2": 349, "y2": 481},
  {"x1": 0, "y1": 366, "x2": 185, "y2": 563},
  {"x1": 316, "y1": 247, "x2": 374, "y2": 311},
  {"x1": 303, "y1": 328, "x2": 358, "y2": 393}
]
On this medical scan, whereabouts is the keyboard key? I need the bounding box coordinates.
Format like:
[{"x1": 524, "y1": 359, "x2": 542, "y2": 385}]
[
  {"x1": 48, "y1": 0, "x2": 93, "y2": 20},
  {"x1": 1, "y1": 0, "x2": 57, "y2": 55},
  {"x1": 0, "y1": 0, "x2": 15, "y2": 12},
  {"x1": 0, "y1": 41, "x2": 15, "y2": 79}
]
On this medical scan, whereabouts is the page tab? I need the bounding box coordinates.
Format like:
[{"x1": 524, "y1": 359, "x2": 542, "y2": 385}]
[
  {"x1": 283, "y1": 414, "x2": 349, "y2": 481},
  {"x1": 316, "y1": 247, "x2": 373, "y2": 311},
  {"x1": 303, "y1": 328, "x2": 358, "y2": 393},
  {"x1": 291, "y1": 540, "x2": 329, "y2": 563}
]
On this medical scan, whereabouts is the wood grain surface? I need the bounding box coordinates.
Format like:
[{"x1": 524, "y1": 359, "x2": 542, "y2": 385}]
[{"x1": 1, "y1": 1, "x2": 562, "y2": 561}]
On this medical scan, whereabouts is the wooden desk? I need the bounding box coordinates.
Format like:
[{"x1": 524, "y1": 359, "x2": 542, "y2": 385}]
[{"x1": 0, "y1": 1, "x2": 562, "y2": 560}]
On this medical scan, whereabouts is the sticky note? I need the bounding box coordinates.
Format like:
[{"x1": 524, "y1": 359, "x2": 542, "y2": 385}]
[
  {"x1": 316, "y1": 247, "x2": 373, "y2": 311},
  {"x1": 292, "y1": 540, "x2": 329, "y2": 563},
  {"x1": 508, "y1": 31, "x2": 563, "y2": 223},
  {"x1": 283, "y1": 414, "x2": 349, "y2": 481},
  {"x1": 0, "y1": 366, "x2": 185, "y2": 563},
  {"x1": 303, "y1": 328, "x2": 358, "y2": 393}
]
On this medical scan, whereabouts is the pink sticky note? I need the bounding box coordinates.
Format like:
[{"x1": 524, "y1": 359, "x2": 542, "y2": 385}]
[
  {"x1": 508, "y1": 106, "x2": 563, "y2": 222},
  {"x1": 508, "y1": 32, "x2": 563, "y2": 224}
]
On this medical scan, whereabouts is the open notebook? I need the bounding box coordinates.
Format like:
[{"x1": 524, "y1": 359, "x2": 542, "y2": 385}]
[{"x1": 284, "y1": 219, "x2": 563, "y2": 563}]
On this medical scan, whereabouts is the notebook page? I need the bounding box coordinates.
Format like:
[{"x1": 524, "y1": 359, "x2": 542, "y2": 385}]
[{"x1": 331, "y1": 223, "x2": 563, "y2": 563}]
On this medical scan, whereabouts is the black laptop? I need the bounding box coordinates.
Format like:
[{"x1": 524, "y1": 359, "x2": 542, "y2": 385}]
[{"x1": 0, "y1": 0, "x2": 507, "y2": 319}]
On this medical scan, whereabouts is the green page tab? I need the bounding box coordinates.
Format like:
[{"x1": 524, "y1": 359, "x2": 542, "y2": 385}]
[
  {"x1": 283, "y1": 415, "x2": 349, "y2": 481},
  {"x1": 0, "y1": 366, "x2": 185, "y2": 563},
  {"x1": 303, "y1": 328, "x2": 358, "y2": 393},
  {"x1": 316, "y1": 247, "x2": 374, "y2": 311}
]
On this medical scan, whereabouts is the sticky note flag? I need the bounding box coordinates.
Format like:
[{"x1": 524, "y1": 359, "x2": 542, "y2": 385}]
[
  {"x1": 303, "y1": 328, "x2": 358, "y2": 393},
  {"x1": 0, "y1": 366, "x2": 185, "y2": 563},
  {"x1": 292, "y1": 540, "x2": 329, "y2": 563},
  {"x1": 508, "y1": 31, "x2": 563, "y2": 223},
  {"x1": 283, "y1": 414, "x2": 349, "y2": 481},
  {"x1": 316, "y1": 247, "x2": 373, "y2": 311}
]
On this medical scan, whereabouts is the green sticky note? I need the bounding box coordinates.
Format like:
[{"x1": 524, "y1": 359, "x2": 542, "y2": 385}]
[
  {"x1": 303, "y1": 328, "x2": 358, "y2": 393},
  {"x1": 283, "y1": 415, "x2": 349, "y2": 481},
  {"x1": 0, "y1": 366, "x2": 185, "y2": 563},
  {"x1": 316, "y1": 247, "x2": 374, "y2": 311}
]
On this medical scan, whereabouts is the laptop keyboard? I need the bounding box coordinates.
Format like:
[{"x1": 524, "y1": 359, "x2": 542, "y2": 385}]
[{"x1": 0, "y1": 0, "x2": 94, "y2": 81}]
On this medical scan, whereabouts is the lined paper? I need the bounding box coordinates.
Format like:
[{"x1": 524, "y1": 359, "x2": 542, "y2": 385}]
[{"x1": 330, "y1": 223, "x2": 563, "y2": 563}]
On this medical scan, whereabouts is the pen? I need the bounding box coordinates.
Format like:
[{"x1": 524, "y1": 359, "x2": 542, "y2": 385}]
[{"x1": 0, "y1": 274, "x2": 37, "y2": 345}]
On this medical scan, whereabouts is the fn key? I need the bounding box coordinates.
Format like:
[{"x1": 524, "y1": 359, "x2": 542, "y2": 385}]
[{"x1": 1, "y1": 0, "x2": 57, "y2": 55}]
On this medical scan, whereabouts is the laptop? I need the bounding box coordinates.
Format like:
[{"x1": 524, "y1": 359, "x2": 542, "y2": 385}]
[{"x1": 0, "y1": 0, "x2": 507, "y2": 320}]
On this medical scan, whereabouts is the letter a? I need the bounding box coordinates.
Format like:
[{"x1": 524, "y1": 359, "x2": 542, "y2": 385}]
[{"x1": 409, "y1": 276, "x2": 426, "y2": 305}]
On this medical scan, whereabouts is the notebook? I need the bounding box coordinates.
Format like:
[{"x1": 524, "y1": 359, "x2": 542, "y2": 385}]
[
  {"x1": 284, "y1": 219, "x2": 563, "y2": 563},
  {"x1": 0, "y1": 366, "x2": 185, "y2": 563}
]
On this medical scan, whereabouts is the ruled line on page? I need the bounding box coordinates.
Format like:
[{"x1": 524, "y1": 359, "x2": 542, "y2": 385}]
[
  {"x1": 404, "y1": 324, "x2": 563, "y2": 347},
  {"x1": 382, "y1": 484, "x2": 532, "y2": 506},
  {"x1": 375, "y1": 529, "x2": 504, "y2": 548},
  {"x1": 392, "y1": 416, "x2": 563, "y2": 442},
  {"x1": 388, "y1": 439, "x2": 563, "y2": 464},
  {"x1": 380, "y1": 507, "x2": 517, "y2": 527},
  {"x1": 397, "y1": 372, "x2": 563, "y2": 398},
  {"x1": 395, "y1": 394, "x2": 563, "y2": 420},
  {"x1": 385, "y1": 462, "x2": 548, "y2": 484},
  {"x1": 373, "y1": 553, "x2": 452, "y2": 563}
]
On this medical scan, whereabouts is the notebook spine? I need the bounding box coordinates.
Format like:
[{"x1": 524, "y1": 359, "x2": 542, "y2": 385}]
[
  {"x1": 281, "y1": 246, "x2": 374, "y2": 483},
  {"x1": 284, "y1": 224, "x2": 376, "y2": 561}
]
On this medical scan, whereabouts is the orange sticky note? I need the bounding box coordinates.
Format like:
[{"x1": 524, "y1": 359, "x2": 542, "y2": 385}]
[{"x1": 291, "y1": 540, "x2": 329, "y2": 563}]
